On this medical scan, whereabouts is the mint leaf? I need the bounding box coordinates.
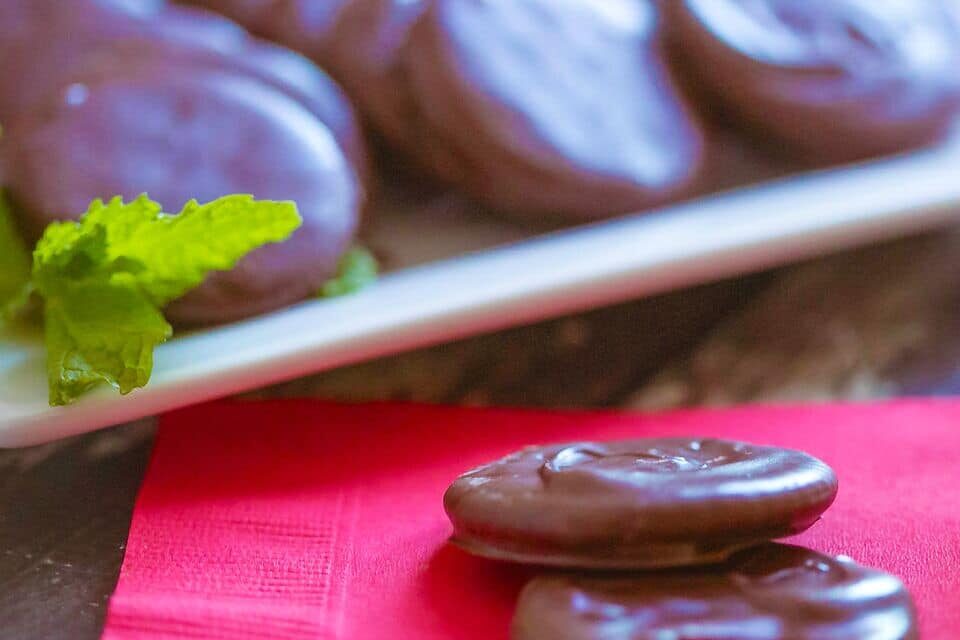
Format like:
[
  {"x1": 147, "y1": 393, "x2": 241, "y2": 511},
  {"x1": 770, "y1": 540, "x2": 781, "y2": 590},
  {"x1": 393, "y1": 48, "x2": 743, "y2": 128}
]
[
  {"x1": 0, "y1": 192, "x2": 32, "y2": 320},
  {"x1": 33, "y1": 194, "x2": 302, "y2": 405},
  {"x1": 319, "y1": 246, "x2": 378, "y2": 298},
  {"x1": 78, "y1": 194, "x2": 302, "y2": 305},
  {"x1": 44, "y1": 280, "x2": 171, "y2": 406}
]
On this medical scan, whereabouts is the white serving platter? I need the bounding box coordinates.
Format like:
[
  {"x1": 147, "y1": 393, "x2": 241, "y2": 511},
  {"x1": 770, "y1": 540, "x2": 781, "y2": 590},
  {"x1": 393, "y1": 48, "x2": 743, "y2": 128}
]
[{"x1": 2, "y1": 140, "x2": 960, "y2": 446}]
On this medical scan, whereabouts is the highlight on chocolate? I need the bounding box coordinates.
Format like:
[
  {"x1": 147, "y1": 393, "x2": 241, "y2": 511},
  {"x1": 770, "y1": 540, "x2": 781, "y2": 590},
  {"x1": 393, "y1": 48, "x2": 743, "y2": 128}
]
[{"x1": 0, "y1": 1, "x2": 951, "y2": 636}]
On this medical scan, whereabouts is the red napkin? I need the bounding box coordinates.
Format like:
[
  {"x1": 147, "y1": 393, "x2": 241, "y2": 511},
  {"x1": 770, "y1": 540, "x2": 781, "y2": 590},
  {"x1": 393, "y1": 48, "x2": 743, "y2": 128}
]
[{"x1": 102, "y1": 399, "x2": 960, "y2": 639}]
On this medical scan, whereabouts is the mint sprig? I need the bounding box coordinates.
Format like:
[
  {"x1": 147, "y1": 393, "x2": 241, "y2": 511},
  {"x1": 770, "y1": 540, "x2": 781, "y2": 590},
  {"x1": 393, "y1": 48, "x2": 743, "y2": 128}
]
[{"x1": 7, "y1": 194, "x2": 302, "y2": 405}]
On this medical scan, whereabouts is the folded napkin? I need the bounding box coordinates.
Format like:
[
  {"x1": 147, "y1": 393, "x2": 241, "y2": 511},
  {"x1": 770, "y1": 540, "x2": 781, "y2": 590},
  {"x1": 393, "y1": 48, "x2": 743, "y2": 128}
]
[{"x1": 102, "y1": 399, "x2": 960, "y2": 639}]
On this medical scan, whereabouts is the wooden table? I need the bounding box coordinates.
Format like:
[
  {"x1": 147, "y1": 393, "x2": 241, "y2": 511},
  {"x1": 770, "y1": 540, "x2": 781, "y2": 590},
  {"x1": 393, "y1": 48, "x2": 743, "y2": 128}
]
[{"x1": 3, "y1": 226, "x2": 960, "y2": 639}]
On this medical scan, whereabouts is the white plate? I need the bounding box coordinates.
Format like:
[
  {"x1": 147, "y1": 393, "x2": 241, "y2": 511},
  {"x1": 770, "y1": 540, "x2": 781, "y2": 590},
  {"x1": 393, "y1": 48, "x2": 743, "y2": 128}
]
[{"x1": 2, "y1": 142, "x2": 960, "y2": 446}]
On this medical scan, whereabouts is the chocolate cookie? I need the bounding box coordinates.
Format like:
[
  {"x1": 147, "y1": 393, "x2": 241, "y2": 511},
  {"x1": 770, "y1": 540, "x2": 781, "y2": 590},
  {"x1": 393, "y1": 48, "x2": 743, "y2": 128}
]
[
  {"x1": 189, "y1": 0, "x2": 705, "y2": 219},
  {"x1": 0, "y1": 1, "x2": 368, "y2": 325},
  {"x1": 401, "y1": 0, "x2": 704, "y2": 219},
  {"x1": 444, "y1": 438, "x2": 837, "y2": 569},
  {"x1": 512, "y1": 543, "x2": 917, "y2": 639},
  {"x1": 3, "y1": 63, "x2": 360, "y2": 325},
  {"x1": 666, "y1": 0, "x2": 960, "y2": 162}
]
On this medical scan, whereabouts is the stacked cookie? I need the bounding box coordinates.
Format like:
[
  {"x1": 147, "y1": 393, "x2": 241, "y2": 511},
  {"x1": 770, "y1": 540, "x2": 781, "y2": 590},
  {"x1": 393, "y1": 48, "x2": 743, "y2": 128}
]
[
  {"x1": 0, "y1": 0, "x2": 367, "y2": 325},
  {"x1": 444, "y1": 438, "x2": 917, "y2": 638},
  {"x1": 4, "y1": 0, "x2": 959, "y2": 325},
  {"x1": 184, "y1": 0, "x2": 705, "y2": 220},
  {"x1": 185, "y1": 0, "x2": 960, "y2": 221}
]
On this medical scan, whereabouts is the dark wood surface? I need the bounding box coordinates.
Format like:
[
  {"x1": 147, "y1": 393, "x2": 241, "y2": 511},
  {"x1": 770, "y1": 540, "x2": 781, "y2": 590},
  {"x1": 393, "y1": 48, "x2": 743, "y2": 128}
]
[{"x1": 2, "y1": 227, "x2": 960, "y2": 638}]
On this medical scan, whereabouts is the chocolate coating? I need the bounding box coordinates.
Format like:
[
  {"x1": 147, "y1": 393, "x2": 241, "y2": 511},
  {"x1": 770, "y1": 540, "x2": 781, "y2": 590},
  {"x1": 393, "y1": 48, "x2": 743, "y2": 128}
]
[
  {"x1": 512, "y1": 543, "x2": 917, "y2": 640},
  {"x1": 315, "y1": 0, "x2": 431, "y2": 153},
  {"x1": 0, "y1": 1, "x2": 365, "y2": 167},
  {"x1": 0, "y1": 1, "x2": 247, "y2": 119},
  {"x1": 186, "y1": 0, "x2": 428, "y2": 152},
  {"x1": 666, "y1": 0, "x2": 960, "y2": 162},
  {"x1": 3, "y1": 64, "x2": 359, "y2": 325},
  {"x1": 401, "y1": 0, "x2": 704, "y2": 219},
  {"x1": 184, "y1": 0, "x2": 277, "y2": 26},
  {"x1": 200, "y1": 0, "x2": 350, "y2": 57},
  {"x1": 444, "y1": 438, "x2": 837, "y2": 568},
  {"x1": 0, "y1": 0, "x2": 367, "y2": 325},
  {"x1": 189, "y1": 0, "x2": 706, "y2": 219}
]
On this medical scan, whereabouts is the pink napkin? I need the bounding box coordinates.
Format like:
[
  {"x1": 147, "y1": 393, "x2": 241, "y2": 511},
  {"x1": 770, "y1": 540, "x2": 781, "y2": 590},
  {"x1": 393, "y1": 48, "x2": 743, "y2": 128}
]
[{"x1": 102, "y1": 399, "x2": 960, "y2": 639}]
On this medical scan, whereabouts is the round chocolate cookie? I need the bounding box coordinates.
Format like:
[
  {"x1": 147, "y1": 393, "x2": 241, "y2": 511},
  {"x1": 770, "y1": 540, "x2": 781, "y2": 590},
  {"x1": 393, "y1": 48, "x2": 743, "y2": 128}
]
[
  {"x1": 0, "y1": 1, "x2": 368, "y2": 325},
  {"x1": 444, "y1": 438, "x2": 838, "y2": 569},
  {"x1": 512, "y1": 543, "x2": 917, "y2": 639},
  {"x1": 402, "y1": 0, "x2": 704, "y2": 219},
  {"x1": 666, "y1": 0, "x2": 960, "y2": 163},
  {"x1": 2, "y1": 64, "x2": 359, "y2": 325}
]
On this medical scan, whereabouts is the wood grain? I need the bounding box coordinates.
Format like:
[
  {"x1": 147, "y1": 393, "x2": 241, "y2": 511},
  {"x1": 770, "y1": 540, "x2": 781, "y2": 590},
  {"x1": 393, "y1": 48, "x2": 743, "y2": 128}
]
[
  {"x1": 628, "y1": 229, "x2": 960, "y2": 409},
  {"x1": 245, "y1": 275, "x2": 765, "y2": 408}
]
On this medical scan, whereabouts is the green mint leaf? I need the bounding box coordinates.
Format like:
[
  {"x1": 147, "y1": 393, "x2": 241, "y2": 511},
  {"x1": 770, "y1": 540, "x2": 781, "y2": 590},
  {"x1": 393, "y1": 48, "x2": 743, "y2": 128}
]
[
  {"x1": 319, "y1": 246, "x2": 378, "y2": 298},
  {"x1": 78, "y1": 194, "x2": 302, "y2": 305},
  {"x1": 33, "y1": 194, "x2": 302, "y2": 405},
  {"x1": 0, "y1": 192, "x2": 32, "y2": 320},
  {"x1": 44, "y1": 279, "x2": 171, "y2": 406},
  {"x1": 33, "y1": 221, "x2": 110, "y2": 289}
]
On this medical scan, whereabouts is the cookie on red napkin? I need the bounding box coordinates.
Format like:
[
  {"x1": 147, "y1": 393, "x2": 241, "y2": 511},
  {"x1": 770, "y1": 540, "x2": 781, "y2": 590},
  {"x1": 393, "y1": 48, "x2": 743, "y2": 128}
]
[{"x1": 103, "y1": 399, "x2": 960, "y2": 639}]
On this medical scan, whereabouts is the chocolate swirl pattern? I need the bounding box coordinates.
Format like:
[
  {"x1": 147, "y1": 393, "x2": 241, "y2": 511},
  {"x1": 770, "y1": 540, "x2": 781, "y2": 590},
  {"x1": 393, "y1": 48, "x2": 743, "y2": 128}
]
[{"x1": 444, "y1": 438, "x2": 838, "y2": 568}]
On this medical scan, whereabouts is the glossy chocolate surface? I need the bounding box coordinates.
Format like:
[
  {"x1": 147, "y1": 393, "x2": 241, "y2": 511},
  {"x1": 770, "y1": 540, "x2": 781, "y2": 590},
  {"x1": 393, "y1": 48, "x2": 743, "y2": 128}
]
[
  {"x1": 403, "y1": 0, "x2": 704, "y2": 219},
  {"x1": 1, "y1": 14, "x2": 364, "y2": 168},
  {"x1": 188, "y1": 0, "x2": 705, "y2": 220},
  {"x1": 184, "y1": 0, "x2": 960, "y2": 222},
  {"x1": 512, "y1": 543, "x2": 917, "y2": 639},
  {"x1": 667, "y1": 0, "x2": 960, "y2": 162},
  {"x1": 4, "y1": 65, "x2": 358, "y2": 325},
  {"x1": 444, "y1": 438, "x2": 838, "y2": 568},
  {"x1": 188, "y1": 0, "x2": 428, "y2": 151},
  {"x1": 0, "y1": 0, "x2": 366, "y2": 325},
  {"x1": 302, "y1": 0, "x2": 429, "y2": 151}
]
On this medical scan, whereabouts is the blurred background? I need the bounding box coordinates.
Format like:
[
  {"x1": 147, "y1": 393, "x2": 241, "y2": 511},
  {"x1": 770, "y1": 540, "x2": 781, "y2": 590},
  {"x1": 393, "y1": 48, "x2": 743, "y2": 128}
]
[{"x1": 2, "y1": 0, "x2": 960, "y2": 636}]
